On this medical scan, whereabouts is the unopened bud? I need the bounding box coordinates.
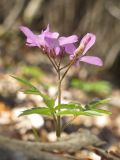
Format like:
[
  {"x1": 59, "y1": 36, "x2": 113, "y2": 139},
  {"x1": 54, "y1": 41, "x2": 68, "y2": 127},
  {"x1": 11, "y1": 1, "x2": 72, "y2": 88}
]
[
  {"x1": 74, "y1": 34, "x2": 92, "y2": 58},
  {"x1": 81, "y1": 35, "x2": 91, "y2": 46},
  {"x1": 74, "y1": 44, "x2": 85, "y2": 58}
]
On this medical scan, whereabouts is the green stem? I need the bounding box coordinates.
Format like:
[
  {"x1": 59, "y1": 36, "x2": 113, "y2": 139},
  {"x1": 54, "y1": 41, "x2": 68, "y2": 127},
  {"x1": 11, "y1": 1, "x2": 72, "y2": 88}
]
[
  {"x1": 60, "y1": 56, "x2": 78, "y2": 83},
  {"x1": 56, "y1": 70, "x2": 61, "y2": 138},
  {"x1": 60, "y1": 62, "x2": 73, "y2": 83},
  {"x1": 32, "y1": 127, "x2": 40, "y2": 142}
]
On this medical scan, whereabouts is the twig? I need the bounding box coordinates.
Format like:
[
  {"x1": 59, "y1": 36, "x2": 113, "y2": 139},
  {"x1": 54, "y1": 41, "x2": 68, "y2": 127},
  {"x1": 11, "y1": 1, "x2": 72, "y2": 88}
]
[
  {"x1": 89, "y1": 147, "x2": 120, "y2": 160},
  {"x1": 0, "y1": 129, "x2": 104, "y2": 154}
]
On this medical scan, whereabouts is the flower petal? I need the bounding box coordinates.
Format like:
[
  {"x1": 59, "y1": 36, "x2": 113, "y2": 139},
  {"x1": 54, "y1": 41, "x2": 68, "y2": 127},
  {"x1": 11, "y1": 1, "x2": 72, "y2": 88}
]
[
  {"x1": 20, "y1": 26, "x2": 40, "y2": 47},
  {"x1": 44, "y1": 37, "x2": 60, "y2": 55},
  {"x1": 20, "y1": 26, "x2": 34, "y2": 38},
  {"x1": 55, "y1": 47, "x2": 60, "y2": 56},
  {"x1": 80, "y1": 33, "x2": 96, "y2": 55},
  {"x1": 64, "y1": 44, "x2": 76, "y2": 55},
  {"x1": 46, "y1": 32, "x2": 59, "y2": 39},
  {"x1": 59, "y1": 35, "x2": 78, "y2": 46},
  {"x1": 80, "y1": 56, "x2": 103, "y2": 66},
  {"x1": 39, "y1": 25, "x2": 59, "y2": 47},
  {"x1": 45, "y1": 24, "x2": 50, "y2": 32}
]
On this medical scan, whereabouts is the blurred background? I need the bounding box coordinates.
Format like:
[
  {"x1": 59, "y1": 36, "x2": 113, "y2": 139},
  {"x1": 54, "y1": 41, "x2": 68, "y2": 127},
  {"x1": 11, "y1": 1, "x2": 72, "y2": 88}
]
[{"x1": 0, "y1": 0, "x2": 120, "y2": 159}]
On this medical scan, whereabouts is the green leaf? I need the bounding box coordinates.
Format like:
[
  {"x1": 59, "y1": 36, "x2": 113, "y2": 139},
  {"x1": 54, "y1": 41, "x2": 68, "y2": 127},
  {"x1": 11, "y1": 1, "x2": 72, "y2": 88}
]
[
  {"x1": 56, "y1": 108, "x2": 111, "y2": 116},
  {"x1": 92, "y1": 109, "x2": 112, "y2": 115},
  {"x1": 57, "y1": 109, "x2": 91, "y2": 116},
  {"x1": 24, "y1": 89, "x2": 42, "y2": 95},
  {"x1": 55, "y1": 103, "x2": 83, "y2": 111},
  {"x1": 23, "y1": 89, "x2": 55, "y2": 109},
  {"x1": 12, "y1": 75, "x2": 43, "y2": 97},
  {"x1": 11, "y1": 75, "x2": 55, "y2": 109},
  {"x1": 19, "y1": 107, "x2": 51, "y2": 116},
  {"x1": 84, "y1": 110, "x2": 104, "y2": 116},
  {"x1": 11, "y1": 75, "x2": 36, "y2": 89},
  {"x1": 24, "y1": 89, "x2": 55, "y2": 109},
  {"x1": 85, "y1": 98, "x2": 110, "y2": 109},
  {"x1": 42, "y1": 95, "x2": 55, "y2": 109}
]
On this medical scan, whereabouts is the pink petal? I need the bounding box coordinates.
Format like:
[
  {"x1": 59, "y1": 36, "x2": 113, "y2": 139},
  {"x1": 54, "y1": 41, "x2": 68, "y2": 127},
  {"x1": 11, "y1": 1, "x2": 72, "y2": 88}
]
[
  {"x1": 44, "y1": 37, "x2": 60, "y2": 55},
  {"x1": 64, "y1": 44, "x2": 76, "y2": 55},
  {"x1": 45, "y1": 24, "x2": 50, "y2": 32},
  {"x1": 41, "y1": 24, "x2": 59, "y2": 39},
  {"x1": 80, "y1": 33, "x2": 96, "y2": 55},
  {"x1": 80, "y1": 56, "x2": 103, "y2": 66},
  {"x1": 39, "y1": 25, "x2": 59, "y2": 47},
  {"x1": 20, "y1": 26, "x2": 40, "y2": 47},
  {"x1": 46, "y1": 32, "x2": 59, "y2": 39},
  {"x1": 55, "y1": 47, "x2": 60, "y2": 55},
  {"x1": 20, "y1": 26, "x2": 34, "y2": 38},
  {"x1": 59, "y1": 35, "x2": 78, "y2": 46}
]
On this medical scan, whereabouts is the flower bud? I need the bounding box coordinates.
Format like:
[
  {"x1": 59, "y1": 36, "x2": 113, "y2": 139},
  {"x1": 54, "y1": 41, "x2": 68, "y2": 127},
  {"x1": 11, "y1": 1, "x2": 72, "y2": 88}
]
[
  {"x1": 74, "y1": 43, "x2": 84, "y2": 58},
  {"x1": 74, "y1": 33, "x2": 92, "y2": 58}
]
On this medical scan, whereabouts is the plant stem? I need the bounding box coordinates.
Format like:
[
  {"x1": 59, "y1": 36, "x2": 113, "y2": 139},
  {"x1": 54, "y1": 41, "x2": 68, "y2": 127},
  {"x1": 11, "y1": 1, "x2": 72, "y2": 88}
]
[
  {"x1": 47, "y1": 54, "x2": 58, "y2": 72},
  {"x1": 60, "y1": 61, "x2": 73, "y2": 83},
  {"x1": 60, "y1": 62, "x2": 70, "y2": 70},
  {"x1": 56, "y1": 58, "x2": 75, "y2": 138},
  {"x1": 60, "y1": 56, "x2": 78, "y2": 83},
  {"x1": 32, "y1": 127, "x2": 40, "y2": 142},
  {"x1": 56, "y1": 69, "x2": 61, "y2": 138}
]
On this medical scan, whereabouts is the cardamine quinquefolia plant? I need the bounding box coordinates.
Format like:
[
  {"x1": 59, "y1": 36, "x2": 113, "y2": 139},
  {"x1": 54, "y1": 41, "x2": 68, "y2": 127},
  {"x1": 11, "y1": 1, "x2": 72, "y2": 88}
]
[{"x1": 12, "y1": 25, "x2": 111, "y2": 138}]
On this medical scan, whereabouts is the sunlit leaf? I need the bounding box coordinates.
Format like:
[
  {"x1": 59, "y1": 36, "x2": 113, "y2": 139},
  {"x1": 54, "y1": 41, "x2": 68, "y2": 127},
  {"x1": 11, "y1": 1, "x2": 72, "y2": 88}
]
[
  {"x1": 57, "y1": 107, "x2": 111, "y2": 116},
  {"x1": 42, "y1": 94, "x2": 55, "y2": 109},
  {"x1": 24, "y1": 89, "x2": 41, "y2": 95},
  {"x1": 92, "y1": 109, "x2": 112, "y2": 115},
  {"x1": 84, "y1": 110, "x2": 104, "y2": 116},
  {"x1": 19, "y1": 107, "x2": 51, "y2": 116}
]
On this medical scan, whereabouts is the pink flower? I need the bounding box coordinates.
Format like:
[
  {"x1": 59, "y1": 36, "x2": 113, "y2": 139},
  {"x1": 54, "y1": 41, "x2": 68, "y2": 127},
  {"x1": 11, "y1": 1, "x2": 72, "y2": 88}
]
[
  {"x1": 65, "y1": 33, "x2": 103, "y2": 66},
  {"x1": 20, "y1": 25, "x2": 78, "y2": 57},
  {"x1": 20, "y1": 25, "x2": 103, "y2": 66}
]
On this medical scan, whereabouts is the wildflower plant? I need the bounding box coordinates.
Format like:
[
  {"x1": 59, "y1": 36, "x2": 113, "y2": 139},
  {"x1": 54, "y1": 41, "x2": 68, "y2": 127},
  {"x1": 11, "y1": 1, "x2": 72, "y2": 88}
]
[{"x1": 12, "y1": 25, "x2": 111, "y2": 138}]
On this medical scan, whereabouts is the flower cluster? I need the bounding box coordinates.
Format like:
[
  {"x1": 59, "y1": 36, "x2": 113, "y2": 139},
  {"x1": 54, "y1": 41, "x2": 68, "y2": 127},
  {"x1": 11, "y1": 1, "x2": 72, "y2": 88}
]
[{"x1": 20, "y1": 24, "x2": 103, "y2": 66}]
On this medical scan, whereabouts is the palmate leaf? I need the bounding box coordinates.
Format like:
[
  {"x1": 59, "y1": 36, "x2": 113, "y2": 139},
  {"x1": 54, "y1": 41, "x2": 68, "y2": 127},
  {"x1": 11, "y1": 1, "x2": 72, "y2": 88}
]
[
  {"x1": 11, "y1": 75, "x2": 55, "y2": 109},
  {"x1": 19, "y1": 107, "x2": 52, "y2": 116}
]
